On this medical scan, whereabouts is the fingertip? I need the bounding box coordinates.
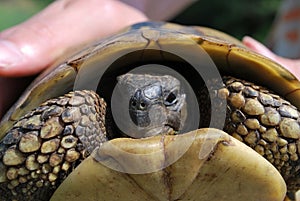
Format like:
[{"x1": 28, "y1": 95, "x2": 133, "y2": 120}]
[
  {"x1": 242, "y1": 35, "x2": 254, "y2": 43},
  {"x1": 242, "y1": 36, "x2": 262, "y2": 50},
  {"x1": 0, "y1": 40, "x2": 24, "y2": 74},
  {"x1": 0, "y1": 40, "x2": 46, "y2": 77}
]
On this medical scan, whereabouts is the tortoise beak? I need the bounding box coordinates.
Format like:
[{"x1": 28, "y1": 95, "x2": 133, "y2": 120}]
[{"x1": 50, "y1": 128, "x2": 286, "y2": 201}]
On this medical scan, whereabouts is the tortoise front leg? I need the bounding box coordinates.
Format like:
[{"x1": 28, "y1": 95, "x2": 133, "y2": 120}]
[
  {"x1": 213, "y1": 76, "x2": 300, "y2": 200},
  {"x1": 0, "y1": 90, "x2": 108, "y2": 201}
]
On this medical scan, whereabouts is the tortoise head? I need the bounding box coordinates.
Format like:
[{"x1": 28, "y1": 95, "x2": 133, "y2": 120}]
[{"x1": 116, "y1": 73, "x2": 186, "y2": 137}]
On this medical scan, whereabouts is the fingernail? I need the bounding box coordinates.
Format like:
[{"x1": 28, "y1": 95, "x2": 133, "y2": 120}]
[{"x1": 0, "y1": 40, "x2": 23, "y2": 68}]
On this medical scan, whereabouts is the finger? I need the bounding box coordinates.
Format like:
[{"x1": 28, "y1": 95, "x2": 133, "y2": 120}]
[
  {"x1": 242, "y1": 36, "x2": 279, "y2": 61},
  {"x1": 0, "y1": 0, "x2": 147, "y2": 77},
  {"x1": 243, "y1": 36, "x2": 300, "y2": 80}
]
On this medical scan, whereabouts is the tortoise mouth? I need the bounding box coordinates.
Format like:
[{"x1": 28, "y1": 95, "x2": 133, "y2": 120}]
[
  {"x1": 128, "y1": 110, "x2": 180, "y2": 134},
  {"x1": 129, "y1": 110, "x2": 151, "y2": 127},
  {"x1": 163, "y1": 124, "x2": 179, "y2": 135}
]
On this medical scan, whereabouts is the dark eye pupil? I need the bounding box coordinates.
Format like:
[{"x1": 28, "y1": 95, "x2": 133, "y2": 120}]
[{"x1": 166, "y1": 92, "x2": 176, "y2": 103}]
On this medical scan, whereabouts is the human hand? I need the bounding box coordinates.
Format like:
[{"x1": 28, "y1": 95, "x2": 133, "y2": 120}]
[
  {"x1": 243, "y1": 36, "x2": 300, "y2": 80},
  {"x1": 0, "y1": 0, "x2": 147, "y2": 118}
]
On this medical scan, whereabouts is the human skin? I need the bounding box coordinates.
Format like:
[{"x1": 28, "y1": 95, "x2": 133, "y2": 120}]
[
  {"x1": 243, "y1": 36, "x2": 300, "y2": 80},
  {"x1": 0, "y1": 0, "x2": 147, "y2": 118}
]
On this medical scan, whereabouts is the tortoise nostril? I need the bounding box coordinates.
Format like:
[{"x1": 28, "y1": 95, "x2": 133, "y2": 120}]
[{"x1": 131, "y1": 100, "x2": 137, "y2": 107}]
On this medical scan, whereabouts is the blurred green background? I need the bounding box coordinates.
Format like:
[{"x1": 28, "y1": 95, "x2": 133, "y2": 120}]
[
  {"x1": 0, "y1": 0, "x2": 281, "y2": 41},
  {"x1": 0, "y1": 0, "x2": 52, "y2": 30}
]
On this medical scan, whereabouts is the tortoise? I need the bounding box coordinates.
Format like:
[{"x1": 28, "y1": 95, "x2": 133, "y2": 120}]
[{"x1": 0, "y1": 21, "x2": 299, "y2": 201}]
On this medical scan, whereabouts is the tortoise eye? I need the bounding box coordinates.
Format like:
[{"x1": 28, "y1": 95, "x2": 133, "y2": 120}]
[
  {"x1": 140, "y1": 102, "x2": 146, "y2": 109},
  {"x1": 165, "y1": 92, "x2": 177, "y2": 105}
]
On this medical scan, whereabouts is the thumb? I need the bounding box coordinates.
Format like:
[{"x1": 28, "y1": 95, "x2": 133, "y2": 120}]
[{"x1": 0, "y1": 0, "x2": 147, "y2": 77}]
